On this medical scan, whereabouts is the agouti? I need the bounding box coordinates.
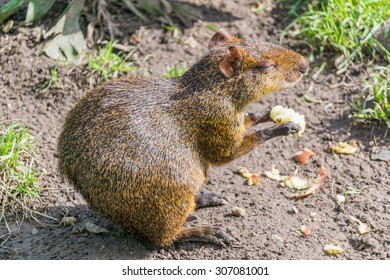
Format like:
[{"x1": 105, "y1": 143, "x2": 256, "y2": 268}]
[{"x1": 58, "y1": 29, "x2": 309, "y2": 246}]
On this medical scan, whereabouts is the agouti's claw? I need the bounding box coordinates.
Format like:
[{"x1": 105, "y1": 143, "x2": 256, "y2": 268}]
[
  {"x1": 279, "y1": 121, "x2": 300, "y2": 135},
  {"x1": 177, "y1": 226, "x2": 234, "y2": 247}
]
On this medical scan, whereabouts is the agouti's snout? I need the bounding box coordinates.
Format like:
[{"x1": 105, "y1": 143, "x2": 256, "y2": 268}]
[{"x1": 298, "y1": 57, "x2": 310, "y2": 74}]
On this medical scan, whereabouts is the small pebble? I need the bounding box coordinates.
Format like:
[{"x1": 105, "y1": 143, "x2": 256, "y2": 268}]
[
  {"x1": 61, "y1": 216, "x2": 77, "y2": 226},
  {"x1": 231, "y1": 206, "x2": 246, "y2": 217}
]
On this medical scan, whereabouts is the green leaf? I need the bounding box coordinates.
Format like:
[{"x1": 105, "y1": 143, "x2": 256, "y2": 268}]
[
  {"x1": 43, "y1": 0, "x2": 86, "y2": 62},
  {"x1": 0, "y1": 0, "x2": 25, "y2": 24},
  {"x1": 25, "y1": 0, "x2": 56, "y2": 23}
]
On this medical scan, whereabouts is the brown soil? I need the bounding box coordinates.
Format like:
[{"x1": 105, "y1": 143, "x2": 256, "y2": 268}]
[{"x1": 1, "y1": 0, "x2": 389, "y2": 260}]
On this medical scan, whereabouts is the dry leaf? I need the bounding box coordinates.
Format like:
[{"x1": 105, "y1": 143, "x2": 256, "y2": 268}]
[
  {"x1": 371, "y1": 150, "x2": 390, "y2": 161},
  {"x1": 85, "y1": 221, "x2": 108, "y2": 234}
]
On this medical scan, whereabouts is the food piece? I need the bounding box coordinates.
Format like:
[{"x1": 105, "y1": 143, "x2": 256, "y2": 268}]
[
  {"x1": 324, "y1": 244, "x2": 343, "y2": 255},
  {"x1": 336, "y1": 194, "x2": 346, "y2": 203},
  {"x1": 269, "y1": 166, "x2": 327, "y2": 198},
  {"x1": 293, "y1": 148, "x2": 316, "y2": 165},
  {"x1": 264, "y1": 165, "x2": 288, "y2": 182},
  {"x1": 247, "y1": 173, "x2": 260, "y2": 186},
  {"x1": 309, "y1": 212, "x2": 317, "y2": 221},
  {"x1": 290, "y1": 166, "x2": 328, "y2": 198},
  {"x1": 270, "y1": 105, "x2": 306, "y2": 136},
  {"x1": 236, "y1": 167, "x2": 252, "y2": 178},
  {"x1": 236, "y1": 167, "x2": 260, "y2": 186},
  {"x1": 300, "y1": 225, "x2": 311, "y2": 237},
  {"x1": 329, "y1": 140, "x2": 358, "y2": 155},
  {"x1": 357, "y1": 224, "x2": 370, "y2": 235},
  {"x1": 231, "y1": 206, "x2": 246, "y2": 217},
  {"x1": 283, "y1": 176, "x2": 314, "y2": 190},
  {"x1": 349, "y1": 216, "x2": 370, "y2": 235}
]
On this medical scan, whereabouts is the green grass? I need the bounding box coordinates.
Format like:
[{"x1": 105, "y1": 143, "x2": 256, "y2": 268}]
[
  {"x1": 0, "y1": 123, "x2": 41, "y2": 217},
  {"x1": 37, "y1": 65, "x2": 63, "y2": 91},
  {"x1": 164, "y1": 62, "x2": 188, "y2": 78},
  {"x1": 281, "y1": 0, "x2": 390, "y2": 74},
  {"x1": 352, "y1": 67, "x2": 390, "y2": 127},
  {"x1": 85, "y1": 40, "x2": 138, "y2": 80}
]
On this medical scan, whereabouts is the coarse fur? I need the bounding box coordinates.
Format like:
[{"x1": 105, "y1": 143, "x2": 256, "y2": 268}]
[{"x1": 58, "y1": 29, "x2": 309, "y2": 246}]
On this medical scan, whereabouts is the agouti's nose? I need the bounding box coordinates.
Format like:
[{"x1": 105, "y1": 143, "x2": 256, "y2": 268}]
[{"x1": 298, "y1": 58, "x2": 310, "y2": 74}]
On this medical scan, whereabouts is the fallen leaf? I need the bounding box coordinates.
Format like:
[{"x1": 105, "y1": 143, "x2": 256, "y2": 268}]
[
  {"x1": 324, "y1": 244, "x2": 343, "y2": 255},
  {"x1": 25, "y1": 0, "x2": 56, "y2": 23},
  {"x1": 43, "y1": 0, "x2": 86, "y2": 62},
  {"x1": 0, "y1": 0, "x2": 24, "y2": 24},
  {"x1": 293, "y1": 148, "x2": 316, "y2": 165},
  {"x1": 329, "y1": 140, "x2": 358, "y2": 155},
  {"x1": 2, "y1": 20, "x2": 14, "y2": 33},
  {"x1": 371, "y1": 150, "x2": 390, "y2": 161},
  {"x1": 85, "y1": 221, "x2": 108, "y2": 234}
]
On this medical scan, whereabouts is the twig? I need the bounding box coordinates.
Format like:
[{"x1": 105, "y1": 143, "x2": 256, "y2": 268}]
[{"x1": 329, "y1": 82, "x2": 357, "y2": 89}]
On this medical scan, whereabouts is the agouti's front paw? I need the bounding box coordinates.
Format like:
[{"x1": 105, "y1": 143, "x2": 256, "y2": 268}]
[
  {"x1": 275, "y1": 122, "x2": 301, "y2": 136},
  {"x1": 256, "y1": 122, "x2": 300, "y2": 142}
]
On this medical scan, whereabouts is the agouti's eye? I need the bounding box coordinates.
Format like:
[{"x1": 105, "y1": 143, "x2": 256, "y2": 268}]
[{"x1": 257, "y1": 62, "x2": 275, "y2": 71}]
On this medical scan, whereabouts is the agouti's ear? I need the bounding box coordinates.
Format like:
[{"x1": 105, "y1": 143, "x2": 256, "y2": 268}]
[
  {"x1": 209, "y1": 28, "x2": 239, "y2": 49},
  {"x1": 219, "y1": 46, "x2": 244, "y2": 78}
]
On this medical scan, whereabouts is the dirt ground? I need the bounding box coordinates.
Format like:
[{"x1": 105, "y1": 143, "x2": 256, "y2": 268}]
[{"x1": 1, "y1": 0, "x2": 389, "y2": 260}]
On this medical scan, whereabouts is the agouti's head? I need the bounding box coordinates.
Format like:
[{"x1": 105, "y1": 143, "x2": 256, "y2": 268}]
[{"x1": 207, "y1": 29, "x2": 309, "y2": 103}]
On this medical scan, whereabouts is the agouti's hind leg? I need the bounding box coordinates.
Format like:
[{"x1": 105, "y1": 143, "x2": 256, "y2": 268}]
[
  {"x1": 176, "y1": 226, "x2": 234, "y2": 247},
  {"x1": 195, "y1": 191, "x2": 227, "y2": 208}
]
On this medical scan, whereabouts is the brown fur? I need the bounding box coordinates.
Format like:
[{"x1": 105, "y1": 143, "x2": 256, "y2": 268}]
[{"x1": 58, "y1": 29, "x2": 308, "y2": 246}]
